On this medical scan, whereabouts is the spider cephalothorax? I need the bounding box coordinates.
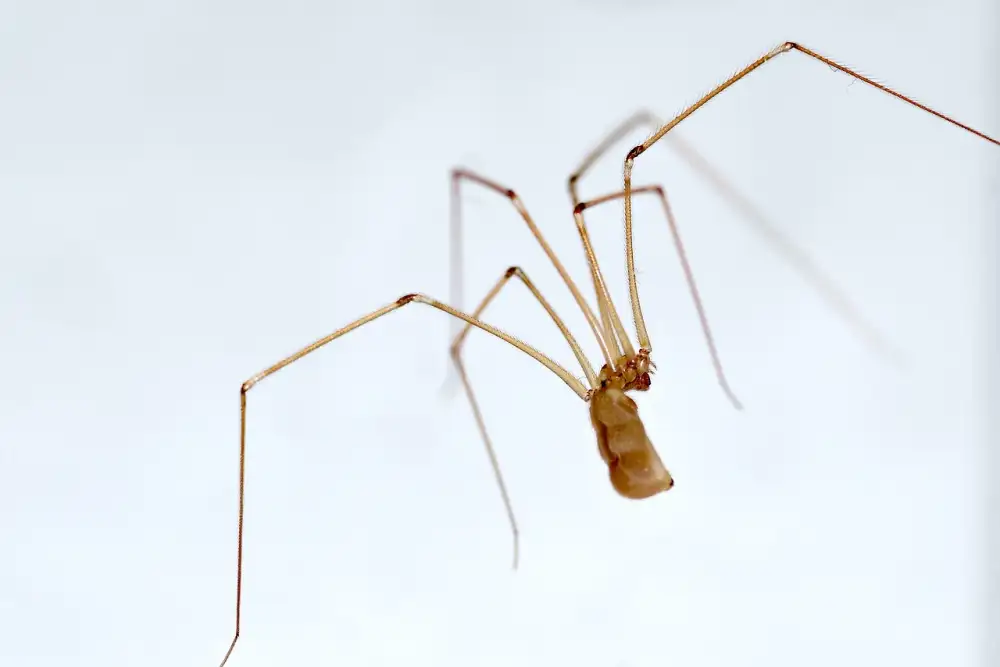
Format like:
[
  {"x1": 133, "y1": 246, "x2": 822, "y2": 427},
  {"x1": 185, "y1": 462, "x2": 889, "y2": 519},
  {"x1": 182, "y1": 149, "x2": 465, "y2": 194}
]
[{"x1": 600, "y1": 348, "x2": 654, "y2": 392}]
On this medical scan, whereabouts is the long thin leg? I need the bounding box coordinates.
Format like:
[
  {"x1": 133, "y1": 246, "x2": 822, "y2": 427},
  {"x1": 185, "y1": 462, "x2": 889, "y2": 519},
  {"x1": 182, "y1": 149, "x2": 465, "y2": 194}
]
[
  {"x1": 450, "y1": 266, "x2": 597, "y2": 570},
  {"x1": 567, "y1": 109, "x2": 661, "y2": 207},
  {"x1": 451, "y1": 132, "x2": 650, "y2": 359},
  {"x1": 217, "y1": 293, "x2": 588, "y2": 667},
  {"x1": 568, "y1": 113, "x2": 738, "y2": 386},
  {"x1": 451, "y1": 266, "x2": 598, "y2": 389},
  {"x1": 450, "y1": 168, "x2": 616, "y2": 368},
  {"x1": 622, "y1": 42, "x2": 1000, "y2": 348},
  {"x1": 571, "y1": 209, "x2": 636, "y2": 361},
  {"x1": 566, "y1": 112, "x2": 657, "y2": 349},
  {"x1": 577, "y1": 186, "x2": 743, "y2": 410},
  {"x1": 570, "y1": 109, "x2": 896, "y2": 361}
]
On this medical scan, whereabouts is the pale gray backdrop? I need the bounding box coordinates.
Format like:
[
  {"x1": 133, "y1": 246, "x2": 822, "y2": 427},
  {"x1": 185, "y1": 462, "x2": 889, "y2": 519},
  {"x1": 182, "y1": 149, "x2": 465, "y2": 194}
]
[{"x1": 1, "y1": 1, "x2": 997, "y2": 666}]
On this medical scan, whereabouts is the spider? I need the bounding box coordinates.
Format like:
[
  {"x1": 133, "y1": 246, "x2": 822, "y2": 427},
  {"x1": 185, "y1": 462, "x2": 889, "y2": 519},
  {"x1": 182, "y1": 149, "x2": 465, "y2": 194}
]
[{"x1": 215, "y1": 41, "x2": 998, "y2": 667}]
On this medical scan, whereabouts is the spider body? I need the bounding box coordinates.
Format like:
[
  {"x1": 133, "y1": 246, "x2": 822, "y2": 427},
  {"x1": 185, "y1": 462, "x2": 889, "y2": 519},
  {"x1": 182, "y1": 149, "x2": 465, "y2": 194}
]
[{"x1": 591, "y1": 351, "x2": 672, "y2": 500}]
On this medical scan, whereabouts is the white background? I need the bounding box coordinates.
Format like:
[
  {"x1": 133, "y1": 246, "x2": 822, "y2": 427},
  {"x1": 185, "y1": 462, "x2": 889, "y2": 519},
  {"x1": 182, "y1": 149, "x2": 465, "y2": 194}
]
[{"x1": 1, "y1": 1, "x2": 997, "y2": 666}]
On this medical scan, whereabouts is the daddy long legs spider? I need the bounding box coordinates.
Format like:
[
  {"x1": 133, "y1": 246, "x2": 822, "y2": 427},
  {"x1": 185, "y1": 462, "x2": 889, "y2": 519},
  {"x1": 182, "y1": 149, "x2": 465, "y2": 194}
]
[{"x1": 215, "y1": 41, "x2": 998, "y2": 666}]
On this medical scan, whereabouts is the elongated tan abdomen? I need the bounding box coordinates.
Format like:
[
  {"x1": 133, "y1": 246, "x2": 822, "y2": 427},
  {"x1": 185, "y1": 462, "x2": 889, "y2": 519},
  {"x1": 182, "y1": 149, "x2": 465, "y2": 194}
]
[{"x1": 590, "y1": 387, "x2": 673, "y2": 499}]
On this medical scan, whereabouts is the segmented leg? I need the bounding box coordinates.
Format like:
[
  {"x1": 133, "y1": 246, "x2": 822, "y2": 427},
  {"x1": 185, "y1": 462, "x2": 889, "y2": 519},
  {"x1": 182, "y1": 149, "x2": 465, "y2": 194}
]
[
  {"x1": 450, "y1": 266, "x2": 596, "y2": 570},
  {"x1": 218, "y1": 293, "x2": 587, "y2": 667},
  {"x1": 567, "y1": 109, "x2": 660, "y2": 207},
  {"x1": 570, "y1": 208, "x2": 634, "y2": 363},
  {"x1": 570, "y1": 108, "x2": 898, "y2": 361},
  {"x1": 575, "y1": 185, "x2": 742, "y2": 410},
  {"x1": 621, "y1": 42, "x2": 1000, "y2": 351},
  {"x1": 450, "y1": 168, "x2": 616, "y2": 366}
]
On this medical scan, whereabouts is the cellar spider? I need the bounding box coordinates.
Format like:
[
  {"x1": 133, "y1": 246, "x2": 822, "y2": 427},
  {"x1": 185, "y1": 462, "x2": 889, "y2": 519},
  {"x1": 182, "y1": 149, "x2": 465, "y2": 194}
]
[{"x1": 215, "y1": 41, "x2": 998, "y2": 666}]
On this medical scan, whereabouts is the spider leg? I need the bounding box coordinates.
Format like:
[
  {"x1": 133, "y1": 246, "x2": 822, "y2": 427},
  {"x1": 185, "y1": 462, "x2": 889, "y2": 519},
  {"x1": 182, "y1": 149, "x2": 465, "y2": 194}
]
[
  {"x1": 450, "y1": 266, "x2": 596, "y2": 570},
  {"x1": 218, "y1": 293, "x2": 587, "y2": 666}
]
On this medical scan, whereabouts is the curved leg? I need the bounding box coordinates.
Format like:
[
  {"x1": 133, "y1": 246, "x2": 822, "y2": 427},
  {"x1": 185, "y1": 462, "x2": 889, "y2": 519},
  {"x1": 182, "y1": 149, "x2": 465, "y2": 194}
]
[
  {"x1": 576, "y1": 186, "x2": 742, "y2": 410},
  {"x1": 621, "y1": 42, "x2": 999, "y2": 354},
  {"x1": 565, "y1": 111, "x2": 660, "y2": 357},
  {"x1": 567, "y1": 109, "x2": 661, "y2": 207},
  {"x1": 572, "y1": 106, "x2": 899, "y2": 362},
  {"x1": 449, "y1": 168, "x2": 616, "y2": 367},
  {"x1": 217, "y1": 293, "x2": 587, "y2": 667},
  {"x1": 450, "y1": 266, "x2": 597, "y2": 571}
]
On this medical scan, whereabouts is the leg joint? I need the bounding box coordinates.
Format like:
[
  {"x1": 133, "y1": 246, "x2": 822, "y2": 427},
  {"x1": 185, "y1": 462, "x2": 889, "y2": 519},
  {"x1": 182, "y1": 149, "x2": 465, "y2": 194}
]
[{"x1": 396, "y1": 293, "x2": 422, "y2": 306}]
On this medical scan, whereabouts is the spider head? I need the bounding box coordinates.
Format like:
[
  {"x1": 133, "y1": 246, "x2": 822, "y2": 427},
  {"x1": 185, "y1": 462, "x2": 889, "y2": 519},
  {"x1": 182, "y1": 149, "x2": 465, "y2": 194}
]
[{"x1": 610, "y1": 348, "x2": 653, "y2": 392}]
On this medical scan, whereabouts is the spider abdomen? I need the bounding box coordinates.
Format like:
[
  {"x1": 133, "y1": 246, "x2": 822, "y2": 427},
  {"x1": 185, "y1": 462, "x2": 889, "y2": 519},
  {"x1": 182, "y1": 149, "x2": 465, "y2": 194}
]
[{"x1": 590, "y1": 386, "x2": 674, "y2": 500}]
